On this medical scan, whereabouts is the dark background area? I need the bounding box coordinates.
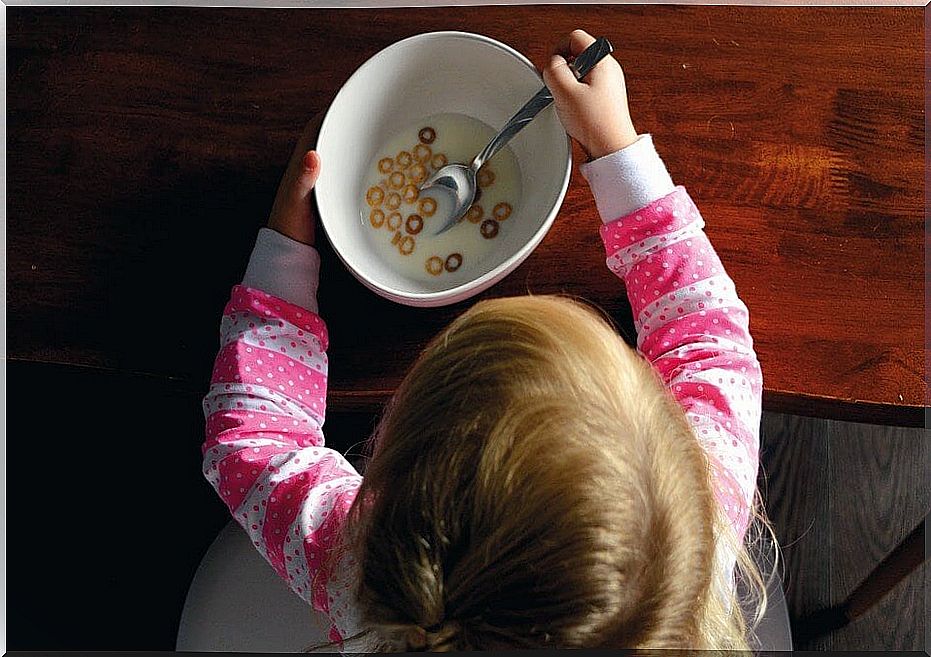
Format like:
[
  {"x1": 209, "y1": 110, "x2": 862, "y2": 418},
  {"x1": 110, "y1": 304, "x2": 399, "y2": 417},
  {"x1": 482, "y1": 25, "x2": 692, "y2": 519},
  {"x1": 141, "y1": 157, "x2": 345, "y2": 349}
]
[{"x1": 6, "y1": 359, "x2": 381, "y2": 650}]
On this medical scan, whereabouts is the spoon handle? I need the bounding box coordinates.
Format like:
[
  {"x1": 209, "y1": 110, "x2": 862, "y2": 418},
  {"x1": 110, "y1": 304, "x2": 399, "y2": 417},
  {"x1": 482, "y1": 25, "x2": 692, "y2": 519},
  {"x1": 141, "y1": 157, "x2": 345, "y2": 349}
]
[
  {"x1": 567, "y1": 36, "x2": 614, "y2": 81},
  {"x1": 471, "y1": 36, "x2": 614, "y2": 171},
  {"x1": 471, "y1": 86, "x2": 553, "y2": 171}
]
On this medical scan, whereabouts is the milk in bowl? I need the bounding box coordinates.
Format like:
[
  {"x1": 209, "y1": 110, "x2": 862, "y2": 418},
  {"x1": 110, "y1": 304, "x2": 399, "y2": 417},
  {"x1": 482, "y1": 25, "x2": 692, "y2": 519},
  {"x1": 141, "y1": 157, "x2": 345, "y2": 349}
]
[{"x1": 359, "y1": 113, "x2": 522, "y2": 285}]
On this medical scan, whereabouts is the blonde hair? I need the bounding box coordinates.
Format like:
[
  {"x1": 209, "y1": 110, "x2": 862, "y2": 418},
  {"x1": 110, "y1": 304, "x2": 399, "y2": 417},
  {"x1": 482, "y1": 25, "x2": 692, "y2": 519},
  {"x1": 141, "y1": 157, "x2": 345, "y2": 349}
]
[{"x1": 341, "y1": 295, "x2": 774, "y2": 651}]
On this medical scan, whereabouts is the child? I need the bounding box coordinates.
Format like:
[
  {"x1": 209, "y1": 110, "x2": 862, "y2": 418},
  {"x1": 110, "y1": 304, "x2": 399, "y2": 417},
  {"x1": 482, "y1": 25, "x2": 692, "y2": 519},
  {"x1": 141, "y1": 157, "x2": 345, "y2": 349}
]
[{"x1": 202, "y1": 29, "x2": 771, "y2": 650}]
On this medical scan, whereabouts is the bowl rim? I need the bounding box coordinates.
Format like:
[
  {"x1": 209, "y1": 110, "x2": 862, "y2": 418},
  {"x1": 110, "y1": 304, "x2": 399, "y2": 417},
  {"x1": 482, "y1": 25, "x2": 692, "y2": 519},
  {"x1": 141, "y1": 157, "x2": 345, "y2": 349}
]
[{"x1": 316, "y1": 30, "x2": 572, "y2": 307}]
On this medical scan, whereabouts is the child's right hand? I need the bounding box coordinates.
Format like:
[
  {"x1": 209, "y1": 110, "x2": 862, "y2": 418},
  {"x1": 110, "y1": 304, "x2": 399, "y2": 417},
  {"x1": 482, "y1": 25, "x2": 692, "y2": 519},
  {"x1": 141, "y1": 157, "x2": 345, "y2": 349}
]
[{"x1": 543, "y1": 29, "x2": 639, "y2": 160}]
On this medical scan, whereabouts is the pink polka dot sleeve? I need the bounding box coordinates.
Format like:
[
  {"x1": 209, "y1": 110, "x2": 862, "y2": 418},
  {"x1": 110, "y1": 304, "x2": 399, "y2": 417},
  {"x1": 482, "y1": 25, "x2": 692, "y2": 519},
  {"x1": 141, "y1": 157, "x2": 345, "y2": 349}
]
[
  {"x1": 599, "y1": 187, "x2": 762, "y2": 542},
  {"x1": 202, "y1": 285, "x2": 363, "y2": 643}
]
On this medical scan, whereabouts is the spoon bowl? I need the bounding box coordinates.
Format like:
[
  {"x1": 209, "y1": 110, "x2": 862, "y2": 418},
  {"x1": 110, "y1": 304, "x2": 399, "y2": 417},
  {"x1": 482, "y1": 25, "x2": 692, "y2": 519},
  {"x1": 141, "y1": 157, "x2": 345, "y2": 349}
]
[{"x1": 420, "y1": 162, "x2": 477, "y2": 221}]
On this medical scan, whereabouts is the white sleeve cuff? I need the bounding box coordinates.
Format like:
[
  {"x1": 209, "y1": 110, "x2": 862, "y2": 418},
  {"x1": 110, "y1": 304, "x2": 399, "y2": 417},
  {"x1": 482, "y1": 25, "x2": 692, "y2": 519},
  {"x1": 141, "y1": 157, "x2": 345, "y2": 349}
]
[
  {"x1": 242, "y1": 227, "x2": 321, "y2": 314},
  {"x1": 578, "y1": 134, "x2": 676, "y2": 224}
]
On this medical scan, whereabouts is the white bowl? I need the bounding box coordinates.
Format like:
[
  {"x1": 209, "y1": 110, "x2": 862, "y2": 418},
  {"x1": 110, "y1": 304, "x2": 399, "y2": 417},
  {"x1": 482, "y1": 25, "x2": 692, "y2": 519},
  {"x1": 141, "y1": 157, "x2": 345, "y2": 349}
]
[{"x1": 316, "y1": 31, "x2": 572, "y2": 307}]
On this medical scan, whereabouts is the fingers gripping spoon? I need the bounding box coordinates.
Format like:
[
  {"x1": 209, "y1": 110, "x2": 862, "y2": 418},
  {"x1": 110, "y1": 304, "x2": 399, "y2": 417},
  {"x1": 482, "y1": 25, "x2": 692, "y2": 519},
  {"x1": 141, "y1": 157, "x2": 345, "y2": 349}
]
[{"x1": 421, "y1": 37, "x2": 614, "y2": 236}]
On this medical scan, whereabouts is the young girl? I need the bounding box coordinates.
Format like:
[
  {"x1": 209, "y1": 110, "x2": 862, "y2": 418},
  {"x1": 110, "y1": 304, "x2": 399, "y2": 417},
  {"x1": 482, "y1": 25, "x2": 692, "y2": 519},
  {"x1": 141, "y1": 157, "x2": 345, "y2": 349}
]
[{"x1": 202, "y1": 29, "x2": 770, "y2": 650}]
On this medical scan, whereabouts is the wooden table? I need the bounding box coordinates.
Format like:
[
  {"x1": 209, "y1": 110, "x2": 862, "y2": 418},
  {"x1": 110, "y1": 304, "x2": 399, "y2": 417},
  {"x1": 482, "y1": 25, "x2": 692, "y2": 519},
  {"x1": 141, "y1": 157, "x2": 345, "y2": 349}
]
[{"x1": 7, "y1": 6, "x2": 924, "y2": 426}]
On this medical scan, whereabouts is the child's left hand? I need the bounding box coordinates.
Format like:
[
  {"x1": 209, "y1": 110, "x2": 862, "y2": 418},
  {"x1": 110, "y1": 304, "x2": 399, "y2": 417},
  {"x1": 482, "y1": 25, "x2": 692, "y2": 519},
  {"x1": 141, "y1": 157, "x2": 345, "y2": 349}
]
[{"x1": 267, "y1": 112, "x2": 324, "y2": 246}]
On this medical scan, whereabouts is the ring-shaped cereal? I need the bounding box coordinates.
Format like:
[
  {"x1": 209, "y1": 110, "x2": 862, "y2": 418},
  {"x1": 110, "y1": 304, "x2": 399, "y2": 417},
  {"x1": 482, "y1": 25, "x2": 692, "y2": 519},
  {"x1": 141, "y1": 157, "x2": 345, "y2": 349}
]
[
  {"x1": 389, "y1": 171, "x2": 406, "y2": 190},
  {"x1": 402, "y1": 184, "x2": 420, "y2": 204},
  {"x1": 418, "y1": 197, "x2": 437, "y2": 217},
  {"x1": 399, "y1": 235, "x2": 415, "y2": 256},
  {"x1": 409, "y1": 164, "x2": 428, "y2": 184},
  {"x1": 444, "y1": 253, "x2": 463, "y2": 272},
  {"x1": 396, "y1": 151, "x2": 413, "y2": 168},
  {"x1": 369, "y1": 208, "x2": 385, "y2": 228},
  {"x1": 493, "y1": 202, "x2": 513, "y2": 221},
  {"x1": 405, "y1": 213, "x2": 424, "y2": 235},
  {"x1": 480, "y1": 219, "x2": 500, "y2": 239},
  {"x1": 477, "y1": 167, "x2": 495, "y2": 188},
  {"x1": 378, "y1": 158, "x2": 394, "y2": 174},
  {"x1": 431, "y1": 153, "x2": 447, "y2": 170},
  {"x1": 413, "y1": 144, "x2": 432, "y2": 163},
  {"x1": 391, "y1": 230, "x2": 402, "y2": 245},
  {"x1": 385, "y1": 192, "x2": 402, "y2": 210},
  {"x1": 465, "y1": 204, "x2": 484, "y2": 223},
  {"x1": 366, "y1": 186, "x2": 385, "y2": 207},
  {"x1": 425, "y1": 256, "x2": 443, "y2": 276},
  {"x1": 418, "y1": 127, "x2": 436, "y2": 144},
  {"x1": 386, "y1": 211, "x2": 402, "y2": 231}
]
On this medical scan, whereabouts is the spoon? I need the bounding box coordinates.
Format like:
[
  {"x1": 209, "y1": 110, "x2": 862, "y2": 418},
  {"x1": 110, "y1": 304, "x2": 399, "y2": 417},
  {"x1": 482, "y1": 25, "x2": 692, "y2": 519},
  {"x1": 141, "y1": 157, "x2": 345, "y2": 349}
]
[{"x1": 421, "y1": 36, "x2": 614, "y2": 236}]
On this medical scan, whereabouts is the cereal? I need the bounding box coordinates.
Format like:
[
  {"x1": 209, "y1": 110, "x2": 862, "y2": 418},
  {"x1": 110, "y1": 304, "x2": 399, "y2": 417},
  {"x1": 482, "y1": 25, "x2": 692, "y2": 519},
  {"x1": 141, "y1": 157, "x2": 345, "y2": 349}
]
[
  {"x1": 385, "y1": 193, "x2": 402, "y2": 210},
  {"x1": 425, "y1": 256, "x2": 444, "y2": 276},
  {"x1": 369, "y1": 208, "x2": 386, "y2": 228},
  {"x1": 493, "y1": 202, "x2": 512, "y2": 221},
  {"x1": 465, "y1": 204, "x2": 484, "y2": 223},
  {"x1": 431, "y1": 153, "x2": 447, "y2": 170},
  {"x1": 366, "y1": 186, "x2": 385, "y2": 207},
  {"x1": 378, "y1": 158, "x2": 394, "y2": 174},
  {"x1": 409, "y1": 164, "x2": 428, "y2": 184},
  {"x1": 399, "y1": 235, "x2": 415, "y2": 255},
  {"x1": 418, "y1": 127, "x2": 436, "y2": 144},
  {"x1": 480, "y1": 219, "x2": 499, "y2": 239},
  {"x1": 477, "y1": 167, "x2": 495, "y2": 188},
  {"x1": 391, "y1": 230, "x2": 402, "y2": 245},
  {"x1": 402, "y1": 184, "x2": 420, "y2": 204},
  {"x1": 418, "y1": 197, "x2": 437, "y2": 217},
  {"x1": 389, "y1": 171, "x2": 406, "y2": 190},
  {"x1": 444, "y1": 253, "x2": 463, "y2": 272},
  {"x1": 405, "y1": 214, "x2": 424, "y2": 235},
  {"x1": 386, "y1": 211, "x2": 402, "y2": 231},
  {"x1": 396, "y1": 151, "x2": 413, "y2": 168},
  {"x1": 413, "y1": 143, "x2": 432, "y2": 164}
]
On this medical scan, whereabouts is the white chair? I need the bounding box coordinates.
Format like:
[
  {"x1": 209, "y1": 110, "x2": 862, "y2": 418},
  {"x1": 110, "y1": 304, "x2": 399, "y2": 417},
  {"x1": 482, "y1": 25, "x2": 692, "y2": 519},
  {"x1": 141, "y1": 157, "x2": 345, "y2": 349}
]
[
  {"x1": 751, "y1": 560, "x2": 793, "y2": 651},
  {"x1": 178, "y1": 521, "x2": 792, "y2": 651},
  {"x1": 177, "y1": 521, "x2": 332, "y2": 652}
]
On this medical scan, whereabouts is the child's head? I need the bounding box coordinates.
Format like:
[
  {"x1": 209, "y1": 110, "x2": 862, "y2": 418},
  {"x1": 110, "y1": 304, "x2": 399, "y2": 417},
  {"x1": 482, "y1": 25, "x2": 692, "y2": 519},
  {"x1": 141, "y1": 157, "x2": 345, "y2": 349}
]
[{"x1": 346, "y1": 295, "x2": 762, "y2": 650}]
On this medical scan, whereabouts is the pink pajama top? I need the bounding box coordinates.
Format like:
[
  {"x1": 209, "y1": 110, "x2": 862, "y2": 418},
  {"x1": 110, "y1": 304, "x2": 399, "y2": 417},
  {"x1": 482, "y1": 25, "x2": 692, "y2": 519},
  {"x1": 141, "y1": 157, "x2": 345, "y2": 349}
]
[{"x1": 202, "y1": 135, "x2": 763, "y2": 644}]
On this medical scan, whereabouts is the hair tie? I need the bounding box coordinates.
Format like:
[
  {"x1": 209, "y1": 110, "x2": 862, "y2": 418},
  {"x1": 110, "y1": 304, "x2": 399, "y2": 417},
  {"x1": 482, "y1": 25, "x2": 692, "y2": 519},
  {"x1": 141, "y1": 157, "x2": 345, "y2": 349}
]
[
  {"x1": 404, "y1": 620, "x2": 460, "y2": 651},
  {"x1": 405, "y1": 626, "x2": 428, "y2": 651}
]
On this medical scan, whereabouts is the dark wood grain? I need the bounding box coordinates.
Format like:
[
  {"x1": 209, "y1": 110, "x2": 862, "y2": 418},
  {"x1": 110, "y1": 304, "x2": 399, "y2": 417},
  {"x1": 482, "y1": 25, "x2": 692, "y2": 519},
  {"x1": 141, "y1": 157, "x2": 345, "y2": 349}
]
[
  {"x1": 6, "y1": 6, "x2": 924, "y2": 425},
  {"x1": 758, "y1": 412, "x2": 833, "y2": 624},
  {"x1": 824, "y1": 420, "x2": 928, "y2": 649},
  {"x1": 759, "y1": 412, "x2": 928, "y2": 649}
]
